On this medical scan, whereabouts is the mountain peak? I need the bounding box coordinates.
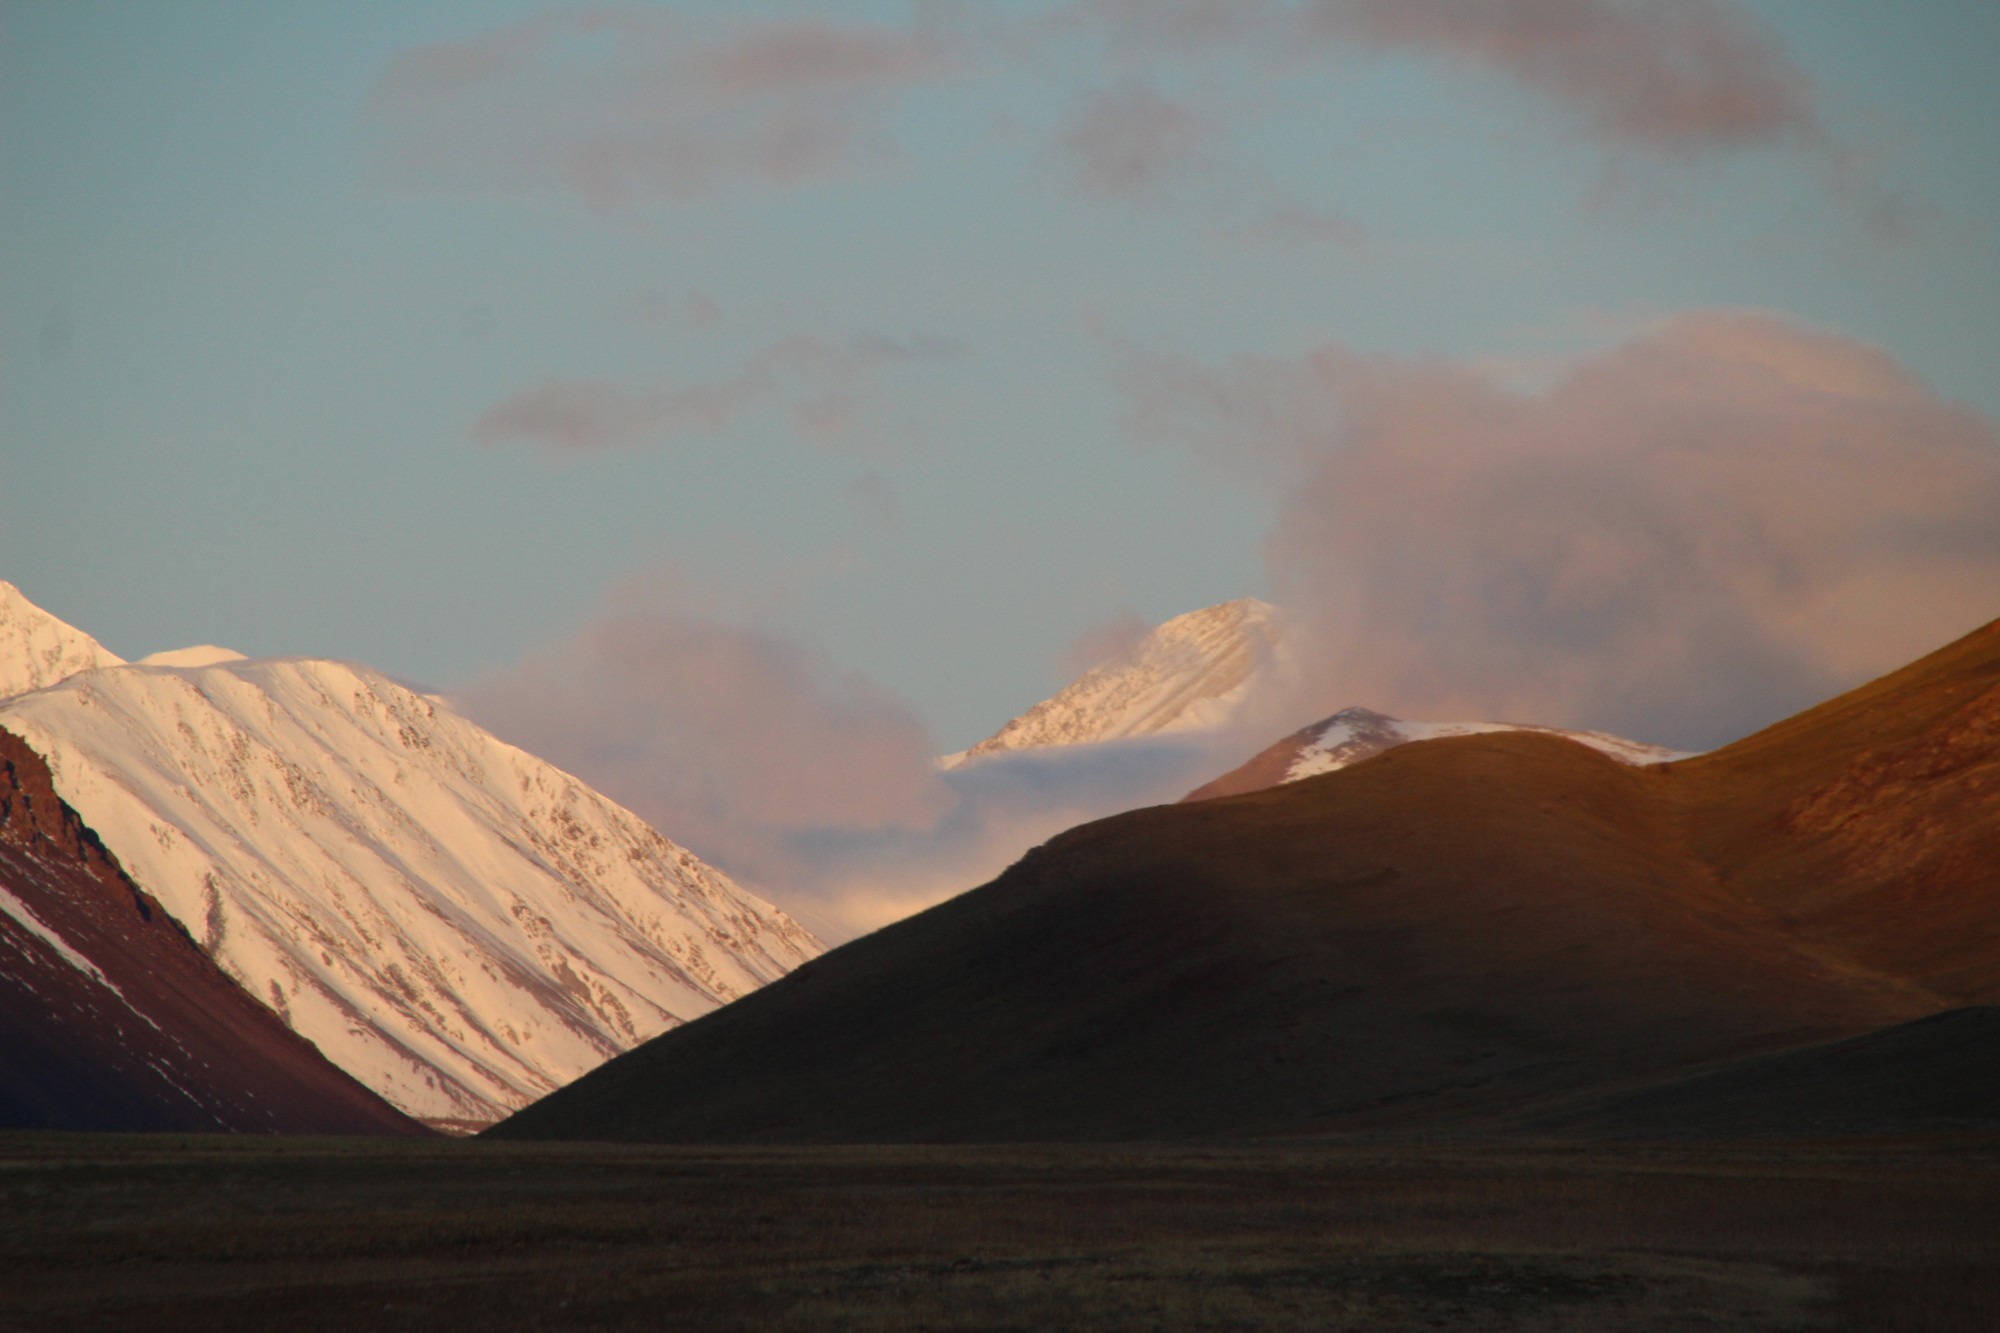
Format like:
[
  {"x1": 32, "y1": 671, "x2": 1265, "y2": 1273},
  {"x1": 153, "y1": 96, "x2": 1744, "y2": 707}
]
[
  {"x1": 1186, "y1": 706, "x2": 1693, "y2": 802},
  {"x1": 0, "y1": 580, "x2": 125, "y2": 699},
  {"x1": 137, "y1": 645, "x2": 247, "y2": 668},
  {"x1": 950, "y1": 598, "x2": 1282, "y2": 764}
]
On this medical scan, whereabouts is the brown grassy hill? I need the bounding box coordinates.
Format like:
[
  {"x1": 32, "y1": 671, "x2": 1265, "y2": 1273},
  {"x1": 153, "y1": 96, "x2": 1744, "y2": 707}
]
[
  {"x1": 0, "y1": 727, "x2": 425, "y2": 1135},
  {"x1": 492, "y1": 732, "x2": 1921, "y2": 1143},
  {"x1": 491, "y1": 615, "x2": 2000, "y2": 1144},
  {"x1": 1667, "y1": 617, "x2": 2000, "y2": 1004}
]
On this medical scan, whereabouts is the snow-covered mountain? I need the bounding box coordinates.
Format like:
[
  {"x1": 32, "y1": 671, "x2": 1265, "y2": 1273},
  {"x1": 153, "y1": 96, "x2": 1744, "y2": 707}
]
[
  {"x1": 947, "y1": 599, "x2": 1281, "y2": 765},
  {"x1": 0, "y1": 726, "x2": 421, "y2": 1134},
  {"x1": 1187, "y1": 706, "x2": 1694, "y2": 802},
  {"x1": 0, "y1": 591, "x2": 820, "y2": 1131},
  {"x1": 0, "y1": 580, "x2": 125, "y2": 698}
]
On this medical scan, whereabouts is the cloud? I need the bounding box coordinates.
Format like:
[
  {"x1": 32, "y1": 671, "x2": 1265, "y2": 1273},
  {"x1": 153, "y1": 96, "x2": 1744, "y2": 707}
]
[
  {"x1": 1303, "y1": 0, "x2": 1820, "y2": 157},
  {"x1": 473, "y1": 334, "x2": 953, "y2": 454},
  {"x1": 1055, "y1": 0, "x2": 1835, "y2": 220},
  {"x1": 1062, "y1": 610, "x2": 1152, "y2": 679},
  {"x1": 457, "y1": 574, "x2": 1238, "y2": 939},
  {"x1": 1057, "y1": 79, "x2": 1217, "y2": 197},
  {"x1": 1070, "y1": 0, "x2": 1820, "y2": 158},
  {"x1": 1064, "y1": 0, "x2": 1288, "y2": 58},
  {"x1": 1220, "y1": 201, "x2": 1368, "y2": 250},
  {"x1": 365, "y1": 10, "x2": 956, "y2": 210},
  {"x1": 454, "y1": 574, "x2": 946, "y2": 896},
  {"x1": 1116, "y1": 309, "x2": 2000, "y2": 750}
]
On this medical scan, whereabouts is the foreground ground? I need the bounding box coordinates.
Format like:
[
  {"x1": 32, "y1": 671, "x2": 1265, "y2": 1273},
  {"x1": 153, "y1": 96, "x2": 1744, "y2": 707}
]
[{"x1": 1, "y1": 1133, "x2": 1995, "y2": 1331}]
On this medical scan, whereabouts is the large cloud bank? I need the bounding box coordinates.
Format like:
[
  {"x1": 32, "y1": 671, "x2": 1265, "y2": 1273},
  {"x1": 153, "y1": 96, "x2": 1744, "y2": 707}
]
[
  {"x1": 466, "y1": 311, "x2": 2000, "y2": 939},
  {"x1": 1120, "y1": 310, "x2": 2000, "y2": 749}
]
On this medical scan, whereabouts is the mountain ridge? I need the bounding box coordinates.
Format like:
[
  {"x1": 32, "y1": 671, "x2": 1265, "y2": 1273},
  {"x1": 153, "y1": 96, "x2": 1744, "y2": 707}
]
[
  {"x1": 1187, "y1": 705, "x2": 1691, "y2": 801},
  {"x1": 946, "y1": 598, "x2": 1280, "y2": 765},
  {"x1": 0, "y1": 587, "x2": 822, "y2": 1130},
  {"x1": 491, "y1": 613, "x2": 2000, "y2": 1144}
]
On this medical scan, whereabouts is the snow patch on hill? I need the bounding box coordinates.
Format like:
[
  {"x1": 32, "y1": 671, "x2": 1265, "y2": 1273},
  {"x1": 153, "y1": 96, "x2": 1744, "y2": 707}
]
[
  {"x1": 1285, "y1": 707, "x2": 1695, "y2": 783},
  {"x1": 138, "y1": 645, "x2": 248, "y2": 668}
]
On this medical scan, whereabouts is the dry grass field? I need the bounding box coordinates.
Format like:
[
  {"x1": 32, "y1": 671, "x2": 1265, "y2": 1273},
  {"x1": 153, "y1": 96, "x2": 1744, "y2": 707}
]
[{"x1": 2, "y1": 1132, "x2": 1995, "y2": 1331}]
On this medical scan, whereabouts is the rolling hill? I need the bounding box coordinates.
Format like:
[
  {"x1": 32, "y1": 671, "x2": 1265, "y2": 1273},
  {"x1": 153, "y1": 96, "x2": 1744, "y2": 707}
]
[
  {"x1": 492, "y1": 615, "x2": 2000, "y2": 1143},
  {"x1": 1185, "y1": 704, "x2": 1689, "y2": 802}
]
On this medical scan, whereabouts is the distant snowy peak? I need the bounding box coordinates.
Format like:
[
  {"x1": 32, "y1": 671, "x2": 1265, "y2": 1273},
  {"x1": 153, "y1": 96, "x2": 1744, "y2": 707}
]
[
  {"x1": 1186, "y1": 705, "x2": 1695, "y2": 802},
  {"x1": 138, "y1": 645, "x2": 247, "y2": 668},
  {"x1": 0, "y1": 580, "x2": 124, "y2": 699},
  {"x1": 950, "y1": 599, "x2": 1282, "y2": 765},
  {"x1": 0, "y1": 653, "x2": 821, "y2": 1131}
]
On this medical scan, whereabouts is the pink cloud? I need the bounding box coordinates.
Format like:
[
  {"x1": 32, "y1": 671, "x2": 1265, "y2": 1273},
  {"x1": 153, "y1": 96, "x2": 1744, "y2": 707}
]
[
  {"x1": 1307, "y1": 0, "x2": 1821, "y2": 155},
  {"x1": 366, "y1": 10, "x2": 956, "y2": 210},
  {"x1": 457, "y1": 574, "x2": 1236, "y2": 938},
  {"x1": 1117, "y1": 310, "x2": 2000, "y2": 749},
  {"x1": 1062, "y1": 610, "x2": 1153, "y2": 679},
  {"x1": 1057, "y1": 79, "x2": 1217, "y2": 197},
  {"x1": 1066, "y1": 0, "x2": 1821, "y2": 160},
  {"x1": 473, "y1": 334, "x2": 953, "y2": 455},
  {"x1": 461, "y1": 576, "x2": 947, "y2": 837},
  {"x1": 472, "y1": 377, "x2": 735, "y2": 452},
  {"x1": 1064, "y1": 0, "x2": 1288, "y2": 58}
]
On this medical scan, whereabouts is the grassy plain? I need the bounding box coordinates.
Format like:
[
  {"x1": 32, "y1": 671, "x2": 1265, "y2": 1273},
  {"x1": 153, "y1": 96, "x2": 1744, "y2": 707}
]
[{"x1": 2, "y1": 1132, "x2": 1995, "y2": 1331}]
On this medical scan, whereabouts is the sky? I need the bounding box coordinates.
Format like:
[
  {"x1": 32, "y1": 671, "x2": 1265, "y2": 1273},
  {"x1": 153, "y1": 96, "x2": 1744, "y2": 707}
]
[{"x1": 5, "y1": 1, "x2": 2000, "y2": 935}]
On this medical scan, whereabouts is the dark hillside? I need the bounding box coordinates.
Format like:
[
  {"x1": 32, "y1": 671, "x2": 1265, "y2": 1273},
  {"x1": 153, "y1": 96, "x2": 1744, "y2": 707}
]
[{"x1": 494, "y1": 732, "x2": 1918, "y2": 1143}]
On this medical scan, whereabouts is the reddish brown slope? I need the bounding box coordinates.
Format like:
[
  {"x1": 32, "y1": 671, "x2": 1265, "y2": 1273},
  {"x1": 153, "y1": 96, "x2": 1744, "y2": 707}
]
[
  {"x1": 1183, "y1": 717, "x2": 1333, "y2": 802},
  {"x1": 1671, "y1": 616, "x2": 2000, "y2": 1004},
  {"x1": 493, "y1": 732, "x2": 1918, "y2": 1143},
  {"x1": 0, "y1": 728, "x2": 424, "y2": 1134}
]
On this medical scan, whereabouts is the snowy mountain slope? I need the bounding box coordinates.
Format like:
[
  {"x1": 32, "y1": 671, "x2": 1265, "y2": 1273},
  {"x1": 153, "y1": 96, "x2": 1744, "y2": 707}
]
[
  {"x1": 0, "y1": 580, "x2": 124, "y2": 698},
  {"x1": 0, "y1": 654, "x2": 821, "y2": 1130},
  {"x1": 1186, "y1": 706, "x2": 1694, "y2": 802},
  {"x1": 948, "y1": 599, "x2": 1281, "y2": 765},
  {"x1": 0, "y1": 726, "x2": 422, "y2": 1134}
]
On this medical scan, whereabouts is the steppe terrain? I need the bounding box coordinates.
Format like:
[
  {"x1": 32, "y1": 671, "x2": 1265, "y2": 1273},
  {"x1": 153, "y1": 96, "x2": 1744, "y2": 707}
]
[{"x1": 2, "y1": 1132, "x2": 1995, "y2": 1331}]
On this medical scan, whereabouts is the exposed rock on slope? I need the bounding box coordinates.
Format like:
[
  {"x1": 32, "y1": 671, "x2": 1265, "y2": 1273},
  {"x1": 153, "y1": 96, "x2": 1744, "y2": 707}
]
[
  {"x1": 0, "y1": 726, "x2": 421, "y2": 1134},
  {"x1": 1672, "y1": 615, "x2": 2000, "y2": 1006},
  {"x1": 948, "y1": 599, "x2": 1280, "y2": 765},
  {"x1": 1186, "y1": 706, "x2": 1689, "y2": 802},
  {"x1": 0, "y1": 591, "x2": 821, "y2": 1131}
]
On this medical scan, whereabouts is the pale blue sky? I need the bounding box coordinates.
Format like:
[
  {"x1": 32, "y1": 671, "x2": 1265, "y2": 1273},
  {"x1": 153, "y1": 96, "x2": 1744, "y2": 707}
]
[{"x1": 4, "y1": 0, "x2": 1998, "y2": 756}]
